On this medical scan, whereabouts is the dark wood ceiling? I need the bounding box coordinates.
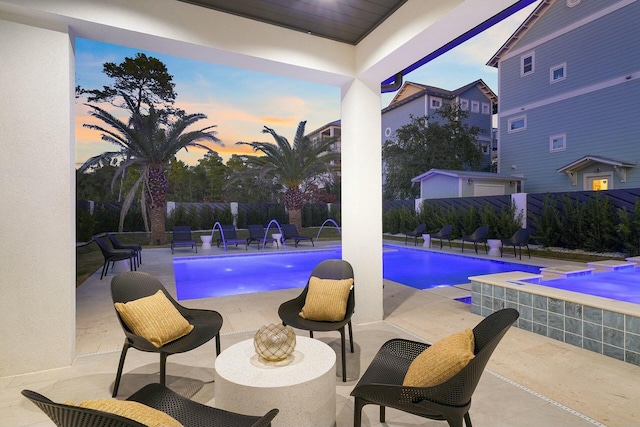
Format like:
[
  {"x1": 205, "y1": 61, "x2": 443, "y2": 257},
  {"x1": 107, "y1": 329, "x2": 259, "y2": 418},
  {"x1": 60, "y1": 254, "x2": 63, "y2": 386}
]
[{"x1": 177, "y1": 0, "x2": 409, "y2": 45}]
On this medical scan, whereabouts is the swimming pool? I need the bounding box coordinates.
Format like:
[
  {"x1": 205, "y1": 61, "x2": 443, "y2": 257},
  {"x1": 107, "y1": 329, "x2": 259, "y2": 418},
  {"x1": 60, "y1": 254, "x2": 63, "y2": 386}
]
[{"x1": 173, "y1": 245, "x2": 541, "y2": 300}]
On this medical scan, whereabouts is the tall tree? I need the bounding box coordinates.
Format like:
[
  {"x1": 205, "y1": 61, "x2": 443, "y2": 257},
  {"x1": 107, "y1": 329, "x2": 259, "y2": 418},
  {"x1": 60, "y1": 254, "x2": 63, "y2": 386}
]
[
  {"x1": 223, "y1": 155, "x2": 282, "y2": 203},
  {"x1": 80, "y1": 93, "x2": 222, "y2": 244},
  {"x1": 236, "y1": 121, "x2": 339, "y2": 229},
  {"x1": 382, "y1": 104, "x2": 483, "y2": 199},
  {"x1": 82, "y1": 53, "x2": 180, "y2": 120}
]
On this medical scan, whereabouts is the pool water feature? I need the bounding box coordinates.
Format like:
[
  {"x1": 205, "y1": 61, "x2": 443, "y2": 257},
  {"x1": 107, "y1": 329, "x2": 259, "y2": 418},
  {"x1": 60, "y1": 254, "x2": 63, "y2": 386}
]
[{"x1": 173, "y1": 245, "x2": 540, "y2": 300}]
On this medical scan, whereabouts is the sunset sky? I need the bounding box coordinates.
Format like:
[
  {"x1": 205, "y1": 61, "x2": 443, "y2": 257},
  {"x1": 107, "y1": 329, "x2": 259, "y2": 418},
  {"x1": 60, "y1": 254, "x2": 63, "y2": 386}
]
[{"x1": 74, "y1": 2, "x2": 538, "y2": 168}]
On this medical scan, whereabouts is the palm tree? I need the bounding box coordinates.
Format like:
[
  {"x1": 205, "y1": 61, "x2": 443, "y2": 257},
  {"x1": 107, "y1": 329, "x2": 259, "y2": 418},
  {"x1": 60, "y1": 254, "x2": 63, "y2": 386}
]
[
  {"x1": 80, "y1": 94, "x2": 222, "y2": 244},
  {"x1": 236, "y1": 121, "x2": 339, "y2": 229}
]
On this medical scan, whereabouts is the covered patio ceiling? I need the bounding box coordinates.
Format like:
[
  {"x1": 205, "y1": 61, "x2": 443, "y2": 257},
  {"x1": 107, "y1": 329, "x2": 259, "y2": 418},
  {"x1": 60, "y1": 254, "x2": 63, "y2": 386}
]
[{"x1": 176, "y1": 0, "x2": 409, "y2": 45}]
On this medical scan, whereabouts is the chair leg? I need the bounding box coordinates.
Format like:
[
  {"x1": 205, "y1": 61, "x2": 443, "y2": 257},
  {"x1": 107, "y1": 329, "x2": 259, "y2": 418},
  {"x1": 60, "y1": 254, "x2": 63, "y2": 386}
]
[
  {"x1": 112, "y1": 341, "x2": 130, "y2": 397},
  {"x1": 464, "y1": 411, "x2": 472, "y2": 427},
  {"x1": 380, "y1": 405, "x2": 386, "y2": 423},
  {"x1": 348, "y1": 321, "x2": 354, "y2": 352},
  {"x1": 100, "y1": 262, "x2": 107, "y2": 280},
  {"x1": 309, "y1": 331, "x2": 314, "y2": 338},
  {"x1": 160, "y1": 353, "x2": 168, "y2": 386},
  {"x1": 215, "y1": 333, "x2": 221, "y2": 355},
  {"x1": 353, "y1": 398, "x2": 365, "y2": 427},
  {"x1": 340, "y1": 327, "x2": 347, "y2": 382},
  {"x1": 526, "y1": 244, "x2": 531, "y2": 258}
]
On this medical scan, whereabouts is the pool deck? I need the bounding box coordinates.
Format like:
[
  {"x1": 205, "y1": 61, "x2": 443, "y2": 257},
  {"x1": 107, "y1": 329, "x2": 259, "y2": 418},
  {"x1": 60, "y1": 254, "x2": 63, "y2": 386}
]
[{"x1": 5, "y1": 239, "x2": 640, "y2": 426}]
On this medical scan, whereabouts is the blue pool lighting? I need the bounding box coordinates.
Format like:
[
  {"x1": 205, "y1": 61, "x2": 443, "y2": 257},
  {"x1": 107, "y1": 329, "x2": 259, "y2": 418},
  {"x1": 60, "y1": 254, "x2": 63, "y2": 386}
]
[{"x1": 173, "y1": 245, "x2": 541, "y2": 300}]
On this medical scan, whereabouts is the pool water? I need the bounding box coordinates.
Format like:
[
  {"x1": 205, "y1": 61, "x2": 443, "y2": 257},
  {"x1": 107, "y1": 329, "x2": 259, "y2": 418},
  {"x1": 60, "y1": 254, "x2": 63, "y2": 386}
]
[
  {"x1": 173, "y1": 245, "x2": 541, "y2": 300},
  {"x1": 522, "y1": 268, "x2": 640, "y2": 304}
]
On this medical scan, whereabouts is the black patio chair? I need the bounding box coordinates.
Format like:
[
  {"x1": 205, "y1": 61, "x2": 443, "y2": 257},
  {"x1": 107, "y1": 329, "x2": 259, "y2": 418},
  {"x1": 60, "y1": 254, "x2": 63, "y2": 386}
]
[
  {"x1": 215, "y1": 224, "x2": 248, "y2": 250},
  {"x1": 278, "y1": 259, "x2": 354, "y2": 382},
  {"x1": 430, "y1": 224, "x2": 453, "y2": 249},
  {"x1": 351, "y1": 308, "x2": 519, "y2": 427},
  {"x1": 460, "y1": 225, "x2": 489, "y2": 254},
  {"x1": 281, "y1": 224, "x2": 314, "y2": 247},
  {"x1": 110, "y1": 271, "x2": 223, "y2": 397},
  {"x1": 501, "y1": 228, "x2": 532, "y2": 260},
  {"x1": 106, "y1": 233, "x2": 142, "y2": 266},
  {"x1": 404, "y1": 223, "x2": 427, "y2": 246},
  {"x1": 93, "y1": 236, "x2": 137, "y2": 280},
  {"x1": 171, "y1": 225, "x2": 197, "y2": 254},
  {"x1": 247, "y1": 224, "x2": 279, "y2": 249},
  {"x1": 23, "y1": 382, "x2": 278, "y2": 427}
]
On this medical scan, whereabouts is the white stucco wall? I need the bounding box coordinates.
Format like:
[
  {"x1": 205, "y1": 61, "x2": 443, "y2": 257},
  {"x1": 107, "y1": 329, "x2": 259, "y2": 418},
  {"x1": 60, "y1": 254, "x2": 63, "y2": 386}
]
[{"x1": 0, "y1": 16, "x2": 75, "y2": 376}]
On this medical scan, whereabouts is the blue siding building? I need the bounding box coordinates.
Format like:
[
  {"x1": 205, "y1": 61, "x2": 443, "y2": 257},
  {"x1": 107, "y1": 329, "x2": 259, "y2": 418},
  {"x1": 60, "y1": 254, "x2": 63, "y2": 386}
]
[
  {"x1": 488, "y1": 0, "x2": 640, "y2": 193},
  {"x1": 381, "y1": 80, "x2": 497, "y2": 170}
]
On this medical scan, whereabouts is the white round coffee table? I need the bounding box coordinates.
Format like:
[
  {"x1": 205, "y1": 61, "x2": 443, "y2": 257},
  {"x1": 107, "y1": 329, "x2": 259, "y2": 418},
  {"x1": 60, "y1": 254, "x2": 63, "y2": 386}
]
[{"x1": 214, "y1": 336, "x2": 336, "y2": 427}]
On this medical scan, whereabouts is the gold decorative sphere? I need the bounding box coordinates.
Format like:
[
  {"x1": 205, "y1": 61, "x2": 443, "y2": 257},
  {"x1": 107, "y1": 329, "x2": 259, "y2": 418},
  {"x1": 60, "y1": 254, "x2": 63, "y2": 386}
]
[{"x1": 253, "y1": 324, "x2": 296, "y2": 361}]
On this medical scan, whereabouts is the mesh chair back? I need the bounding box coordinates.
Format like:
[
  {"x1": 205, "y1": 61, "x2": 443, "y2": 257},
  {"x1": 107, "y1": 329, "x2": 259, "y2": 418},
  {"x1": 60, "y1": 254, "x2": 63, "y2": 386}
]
[
  {"x1": 426, "y1": 308, "x2": 519, "y2": 406},
  {"x1": 220, "y1": 224, "x2": 239, "y2": 239},
  {"x1": 21, "y1": 390, "x2": 146, "y2": 427},
  {"x1": 512, "y1": 228, "x2": 531, "y2": 244},
  {"x1": 172, "y1": 226, "x2": 193, "y2": 241}
]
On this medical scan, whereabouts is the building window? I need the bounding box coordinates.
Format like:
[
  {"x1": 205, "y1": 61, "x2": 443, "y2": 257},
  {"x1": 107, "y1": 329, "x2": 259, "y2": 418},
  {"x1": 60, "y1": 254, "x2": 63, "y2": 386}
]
[
  {"x1": 459, "y1": 99, "x2": 468, "y2": 110},
  {"x1": 384, "y1": 127, "x2": 392, "y2": 138},
  {"x1": 521, "y1": 52, "x2": 535, "y2": 76},
  {"x1": 550, "y1": 63, "x2": 566, "y2": 83},
  {"x1": 482, "y1": 102, "x2": 491, "y2": 115},
  {"x1": 430, "y1": 97, "x2": 442, "y2": 109},
  {"x1": 471, "y1": 101, "x2": 479, "y2": 113},
  {"x1": 549, "y1": 133, "x2": 566, "y2": 152},
  {"x1": 508, "y1": 116, "x2": 527, "y2": 133}
]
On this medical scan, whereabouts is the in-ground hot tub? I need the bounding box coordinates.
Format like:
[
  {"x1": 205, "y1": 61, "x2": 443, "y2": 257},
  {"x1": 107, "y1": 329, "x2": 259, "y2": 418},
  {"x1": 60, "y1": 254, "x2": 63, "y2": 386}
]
[{"x1": 470, "y1": 268, "x2": 640, "y2": 366}]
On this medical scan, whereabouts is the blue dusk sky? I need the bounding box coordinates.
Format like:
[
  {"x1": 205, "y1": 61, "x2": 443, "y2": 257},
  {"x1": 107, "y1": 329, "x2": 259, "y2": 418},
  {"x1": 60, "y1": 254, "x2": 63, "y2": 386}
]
[{"x1": 75, "y1": 2, "x2": 539, "y2": 168}]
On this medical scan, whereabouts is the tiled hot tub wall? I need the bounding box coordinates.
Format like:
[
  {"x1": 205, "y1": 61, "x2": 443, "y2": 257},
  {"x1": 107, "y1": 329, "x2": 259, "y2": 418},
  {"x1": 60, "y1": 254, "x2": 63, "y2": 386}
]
[{"x1": 471, "y1": 281, "x2": 640, "y2": 366}]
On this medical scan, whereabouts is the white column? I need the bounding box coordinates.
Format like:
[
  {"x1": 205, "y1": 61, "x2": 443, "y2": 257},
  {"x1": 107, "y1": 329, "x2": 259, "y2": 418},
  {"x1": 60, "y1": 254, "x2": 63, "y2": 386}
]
[
  {"x1": 0, "y1": 17, "x2": 75, "y2": 376},
  {"x1": 341, "y1": 78, "x2": 383, "y2": 324},
  {"x1": 511, "y1": 193, "x2": 527, "y2": 228}
]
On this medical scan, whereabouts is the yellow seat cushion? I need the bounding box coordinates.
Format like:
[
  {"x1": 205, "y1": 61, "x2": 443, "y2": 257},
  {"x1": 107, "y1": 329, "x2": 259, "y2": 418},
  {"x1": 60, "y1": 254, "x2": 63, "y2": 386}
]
[
  {"x1": 299, "y1": 276, "x2": 354, "y2": 321},
  {"x1": 403, "y1": 328, "x2": 475, "y2": 387},
  {"x1": 69, "y1": 399, "x2": 183, "y2": 427},
  {"x1": 115, "y1": 290, "x2": 194, "y2": 348}
]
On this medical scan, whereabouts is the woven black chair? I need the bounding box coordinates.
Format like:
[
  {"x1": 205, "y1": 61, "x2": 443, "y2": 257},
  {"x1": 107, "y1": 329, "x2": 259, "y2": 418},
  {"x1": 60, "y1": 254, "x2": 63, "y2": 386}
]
[
  {"x1": 215, "y1": 224, "x2": 248, "y2": 251},
  {"x1": 278, "y1": 259, "x2": 354, "y2": 382},
  {"x1": 111, "y1": 272, "x2": 223, "y2": 397},
  {"x1": 460, "y1": 225, "x2": 489, "y2": 254},
  {"x1": 23, "y1": 383, "x2": 278, "y2": 427},
  {"x1": 281, "y1": 224, "x2": 314, "y2": 247},
  {"x1": 351, "y1": 308, "x2": 519, "y2": 427},
  {"x1": 93, "y1": 236, "x2": 137, "y2": 280},
  {"x1": 501, "y1": 228, "x2": 532, "y2": 260},
  {"x1": 106, "y1": 233, "x2": 142, "y2": 266},
  {"x1": 246, "y1": 224, "x2": 279, "y2": 249},
  {"x1": 430, "y1": 224, "x2": 453, "y2": 249},
  {"x1": 404, "y1": 223, "x2": 427, "y2": 246},
  {"x1": 171, "y1": 225, "x2": 197, "y2": 254}
]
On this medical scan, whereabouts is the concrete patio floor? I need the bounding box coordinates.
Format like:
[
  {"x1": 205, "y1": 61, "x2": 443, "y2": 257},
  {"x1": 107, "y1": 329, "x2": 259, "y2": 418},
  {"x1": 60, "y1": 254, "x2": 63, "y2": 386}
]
[{"x1": 3, "y1": 239, "x2": 640, "y2": 426}]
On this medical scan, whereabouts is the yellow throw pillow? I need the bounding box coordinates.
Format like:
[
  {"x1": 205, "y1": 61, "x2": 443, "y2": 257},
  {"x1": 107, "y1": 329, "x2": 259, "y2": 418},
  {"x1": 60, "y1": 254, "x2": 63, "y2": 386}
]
[
  {"x1": 403, "y1": 328, "x2": 475, "y2": 387},
  {"x1": 71, "y1": 399, "x2": 183, "y2": 427},
  {"x1": 115, "y1": 290, "x2": 194, "y2": 348},
  {"x1": 299, "y1": 276, "x2": 354, "y2": 321}
]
